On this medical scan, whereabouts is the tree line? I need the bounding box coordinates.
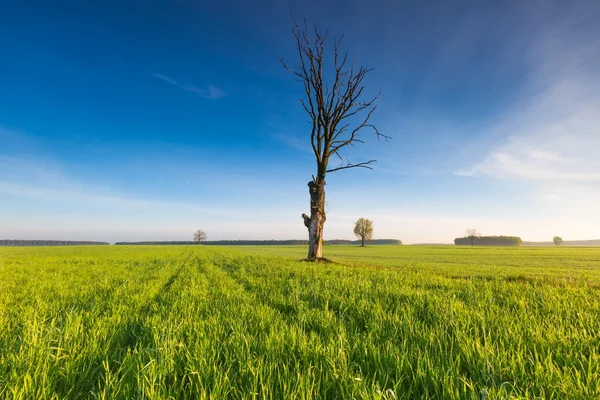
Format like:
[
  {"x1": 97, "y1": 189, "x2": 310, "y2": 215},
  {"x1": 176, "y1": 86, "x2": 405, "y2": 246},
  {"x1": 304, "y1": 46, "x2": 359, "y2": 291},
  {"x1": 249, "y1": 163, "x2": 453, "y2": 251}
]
[
  {"x1": 0, "y1": 240, "x2": 109, "y2": 246},
  {"x1": 454, "y1": 236, "x2": 523, "y2": 247},
  {"x1": 115, "y1": 239, "x2": 402, "y2": 246}
]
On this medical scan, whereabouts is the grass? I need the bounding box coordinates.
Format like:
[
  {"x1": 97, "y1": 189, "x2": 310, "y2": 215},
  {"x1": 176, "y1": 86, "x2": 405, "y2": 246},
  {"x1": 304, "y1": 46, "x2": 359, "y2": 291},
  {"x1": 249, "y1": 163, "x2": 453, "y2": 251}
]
[{"x1": 0, "y1": 245, "x2": 598, "y2": 399}]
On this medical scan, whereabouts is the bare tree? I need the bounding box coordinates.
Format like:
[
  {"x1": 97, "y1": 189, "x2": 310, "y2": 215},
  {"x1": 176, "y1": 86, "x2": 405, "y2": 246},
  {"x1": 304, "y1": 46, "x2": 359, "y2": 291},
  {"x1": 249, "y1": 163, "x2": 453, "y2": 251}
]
[
  {"x1": 465, "y1": 228, "x2": 481, "y2": 246},
  {"x1": 281, "y1": 19, "x2": 390, "y2": 260},
  {"x1": 354, "y1": 218, "x2": 374, "y2": 247},
  {"x1": 193, "y1": 230, "x2": 207, "y2": 243}
]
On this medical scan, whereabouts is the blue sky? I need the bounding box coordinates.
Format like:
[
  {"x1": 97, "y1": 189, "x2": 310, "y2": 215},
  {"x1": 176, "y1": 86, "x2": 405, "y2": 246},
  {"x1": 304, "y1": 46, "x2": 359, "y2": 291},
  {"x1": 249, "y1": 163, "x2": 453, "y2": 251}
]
[{"x1": 1, "y1": 0, "x2": 599, "y2": 243}]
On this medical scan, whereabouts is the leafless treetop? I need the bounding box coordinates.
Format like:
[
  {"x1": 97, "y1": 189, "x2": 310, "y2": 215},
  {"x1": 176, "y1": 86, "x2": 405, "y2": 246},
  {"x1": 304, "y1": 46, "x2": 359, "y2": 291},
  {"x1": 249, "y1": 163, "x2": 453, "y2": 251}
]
[{"x1": 280, "y1": 18, "x2": 390, "y2": 177}]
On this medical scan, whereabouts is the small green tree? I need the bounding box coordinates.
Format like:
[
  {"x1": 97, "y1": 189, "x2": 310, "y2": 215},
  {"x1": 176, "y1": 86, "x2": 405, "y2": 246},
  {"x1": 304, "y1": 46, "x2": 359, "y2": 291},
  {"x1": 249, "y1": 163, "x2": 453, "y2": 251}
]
[
  {"x1": 354, "y1": 218, "x2": 374, "y2": 247},
  {"x1": 553, "y1": 236, "x2": 563, "y2": 246}
]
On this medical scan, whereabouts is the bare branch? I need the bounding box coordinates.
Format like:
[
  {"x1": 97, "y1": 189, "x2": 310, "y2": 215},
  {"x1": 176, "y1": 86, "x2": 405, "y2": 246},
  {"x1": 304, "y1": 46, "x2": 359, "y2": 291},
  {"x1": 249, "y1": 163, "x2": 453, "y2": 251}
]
[{"x1": 326, "y1": 160, "x2": 376, "y2": 173}]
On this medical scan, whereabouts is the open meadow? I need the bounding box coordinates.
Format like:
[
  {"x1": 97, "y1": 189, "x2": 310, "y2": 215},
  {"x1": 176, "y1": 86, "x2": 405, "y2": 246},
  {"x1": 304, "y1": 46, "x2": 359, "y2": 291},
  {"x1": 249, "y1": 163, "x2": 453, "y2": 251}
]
[{"x1": 0, "y1": 245, "x2": 599, "y2": 399}]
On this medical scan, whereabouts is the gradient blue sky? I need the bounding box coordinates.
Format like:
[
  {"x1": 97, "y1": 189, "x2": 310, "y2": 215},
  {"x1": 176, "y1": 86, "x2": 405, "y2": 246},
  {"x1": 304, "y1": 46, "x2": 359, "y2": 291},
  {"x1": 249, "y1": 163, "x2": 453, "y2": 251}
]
[{"x1": 1, "y1": 0, "x2": 599, "y2": 243}]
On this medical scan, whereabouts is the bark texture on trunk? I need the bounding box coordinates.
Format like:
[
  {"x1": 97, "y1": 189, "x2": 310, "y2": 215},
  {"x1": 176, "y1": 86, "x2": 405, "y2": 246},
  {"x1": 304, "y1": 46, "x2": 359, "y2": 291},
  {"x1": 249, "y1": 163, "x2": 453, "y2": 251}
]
[{"x1": 306, "y1": 179, "x2": 326, "y2": 260}]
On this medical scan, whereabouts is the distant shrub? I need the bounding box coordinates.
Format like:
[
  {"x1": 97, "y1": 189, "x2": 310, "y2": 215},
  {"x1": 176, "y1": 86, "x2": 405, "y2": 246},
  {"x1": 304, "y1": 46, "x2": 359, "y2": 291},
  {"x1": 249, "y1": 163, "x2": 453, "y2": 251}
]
[{"x1": 454, "y1": 236, "x2": 522, "y2": 247}]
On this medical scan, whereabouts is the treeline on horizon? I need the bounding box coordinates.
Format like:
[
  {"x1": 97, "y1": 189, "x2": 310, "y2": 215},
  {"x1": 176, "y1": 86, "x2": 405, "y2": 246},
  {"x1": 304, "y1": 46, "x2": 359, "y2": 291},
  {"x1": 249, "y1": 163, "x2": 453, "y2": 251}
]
[
  {"x1": 114, "y1": 239, "x2": 403, "y2": 246},
  {"x1": 523, "y1": 239, "x2": 600, "y2": 247},
  {"x1": 454, "y1": 236, "x2": 523, "y2": 246},
  {"x1": 5, "y1": 238, "x2": 600, "y2": 247},
  {"x1": 0, "y1": 240, "x2": 110, "y2": 246}
]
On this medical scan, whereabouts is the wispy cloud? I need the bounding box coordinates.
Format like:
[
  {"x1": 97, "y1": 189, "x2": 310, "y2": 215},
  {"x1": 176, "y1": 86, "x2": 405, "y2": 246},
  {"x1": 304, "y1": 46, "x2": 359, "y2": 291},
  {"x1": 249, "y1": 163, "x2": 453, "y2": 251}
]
[
  {"x1": 0, "y1": 155, "x2": 227, "y2": 214},
  {"x1": 271, "y1": 132, "x2": 313, "y2": 154},
  {"x1": 456, "y1": 8, "x2": 600, "y2": 192},
  {"x1": 0, "y1": 125, "x2": 43, "y2": 154},
  {"x1": 0, "y1": 180, "x2": 214, "y2": 212},
  {"x1": 539, "y1": 194, "x2": 560, "y2": 202},
  {"x1": 0, "y1": 126, "x2": 20, "y2": 141},
  {"x1": 152, "y1": 73, "x2": 225, "y2": 99}
]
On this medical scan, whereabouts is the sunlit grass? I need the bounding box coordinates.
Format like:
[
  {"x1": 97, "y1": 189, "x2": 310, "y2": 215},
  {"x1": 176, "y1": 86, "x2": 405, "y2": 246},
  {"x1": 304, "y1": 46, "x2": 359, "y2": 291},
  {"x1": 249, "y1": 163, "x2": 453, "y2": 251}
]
[{"x1": 0, "y1": 245, "x2": 598, "y2": 399}]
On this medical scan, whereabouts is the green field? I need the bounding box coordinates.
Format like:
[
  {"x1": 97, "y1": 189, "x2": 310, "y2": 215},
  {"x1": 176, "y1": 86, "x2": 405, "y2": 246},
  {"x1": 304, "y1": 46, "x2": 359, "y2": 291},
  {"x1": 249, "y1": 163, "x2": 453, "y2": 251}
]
[{"x1": 0, "y1": 245, "x2": 599, "y2": 399}]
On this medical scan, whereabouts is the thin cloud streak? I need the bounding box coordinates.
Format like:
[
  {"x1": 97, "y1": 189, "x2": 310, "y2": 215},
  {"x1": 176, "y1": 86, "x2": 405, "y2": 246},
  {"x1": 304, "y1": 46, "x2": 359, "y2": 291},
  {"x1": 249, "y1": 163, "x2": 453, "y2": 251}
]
[
  {"x1": 0, "y1": 155, "x2": 227, "y2": 214},
  {"x1": 0, "y1": 180, "x2": 226, "y2": 214},
  {"x1": 271, "y1": 132, "x2": 313, "y2": 154},
  {"x1": 152, "y1": 73, "x2": 226, "y2": 99}
]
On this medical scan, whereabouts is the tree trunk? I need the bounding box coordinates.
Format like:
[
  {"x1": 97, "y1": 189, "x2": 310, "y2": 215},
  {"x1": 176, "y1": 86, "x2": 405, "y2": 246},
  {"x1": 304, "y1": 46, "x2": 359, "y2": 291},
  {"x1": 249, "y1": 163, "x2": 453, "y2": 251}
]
[
  {"x1": 361, "y1": 236, "x2": 365, "y2": 247},
  {"x1": 306, "y1": 179, "x2": 326, "y2": 260}
]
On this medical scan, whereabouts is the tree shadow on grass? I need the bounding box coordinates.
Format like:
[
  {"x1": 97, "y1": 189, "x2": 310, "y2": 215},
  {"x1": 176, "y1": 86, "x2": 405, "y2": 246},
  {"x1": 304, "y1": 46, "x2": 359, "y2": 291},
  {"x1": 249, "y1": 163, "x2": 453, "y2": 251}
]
[{"x1": 298, "y1": 257, "x2": 339, "y2": 264}]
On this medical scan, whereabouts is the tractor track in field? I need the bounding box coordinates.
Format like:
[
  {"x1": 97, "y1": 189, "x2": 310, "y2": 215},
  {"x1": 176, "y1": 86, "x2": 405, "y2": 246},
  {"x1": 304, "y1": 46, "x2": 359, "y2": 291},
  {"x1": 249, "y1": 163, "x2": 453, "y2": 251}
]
[
  {"x1": 138, "y1": 248, "x2": 195, "y2": 315},
  {"x1": 189, "y1": 250, "x2": 338, "y2": 343},
  {"x1": 200, "y1": 250, "x2": 377, "y2": 340}
]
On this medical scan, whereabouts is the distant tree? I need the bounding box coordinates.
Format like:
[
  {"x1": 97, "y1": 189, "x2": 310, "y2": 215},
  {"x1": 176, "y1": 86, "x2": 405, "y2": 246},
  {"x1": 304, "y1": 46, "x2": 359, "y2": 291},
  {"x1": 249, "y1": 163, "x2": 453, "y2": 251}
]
[
  {"x1": 465, "y1": 228, "x2": 481, "y2": 246},
  {"x1": 281, "y1": 19, "x2": 389, "y2": 261},
  {"x1": 553, "y1": 236, "x2": 563, "y2": 246},
  {"x1": 193, "y1": 230, "x2": 207, "y2": 243},
  {"x1": 354, "y1": 218, "x2": 374, "y2": 247}
]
